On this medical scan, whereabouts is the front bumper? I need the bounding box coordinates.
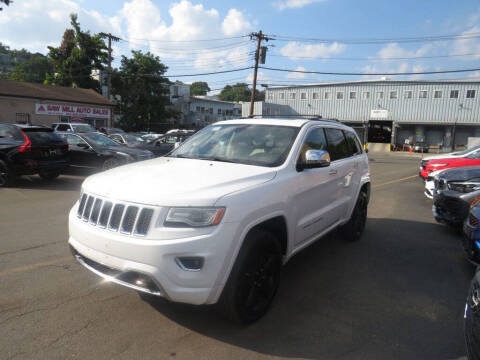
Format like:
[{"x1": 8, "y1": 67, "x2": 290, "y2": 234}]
[
  {"x1": 433, "y1": 191, "x2": 471, "y2": 225},
  {"x1": 68, "y1": 205, "x2": 238, "y2": 305},
  {"x1": 463, "y1": 220, "x2": 480, "y2": 265}
]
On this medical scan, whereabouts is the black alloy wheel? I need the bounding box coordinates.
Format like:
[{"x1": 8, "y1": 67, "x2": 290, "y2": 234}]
[
  {"x1": 220, "y1": 230, "x2": 282, "y2": 324},
  {"x1": 0, "y1": 160, "x2": 12, "y2": 187},
  {"x1": 340, "y1": 191, "x2": 368, "y2": 242},
  {"x1": 465, "y1": 277, "x2": 480, "y2": 360}
]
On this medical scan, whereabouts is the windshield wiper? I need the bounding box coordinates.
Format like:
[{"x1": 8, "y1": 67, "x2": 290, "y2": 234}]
[{"x1": 198, "y1": 156, "x2": 238, "y2": 163}]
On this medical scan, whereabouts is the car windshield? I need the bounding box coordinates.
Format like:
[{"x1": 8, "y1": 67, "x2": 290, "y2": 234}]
[
  {"x1": 72, "y1": 124, "x2": 95, "y2": 133},
  {"x1": 82, "y1": 133, "x2": 119, "y2": 147},
  {"x1": 169, "y1": 124, "x2": 300, "y2": 167},
  {"x1": 452, "y1": 146, "x2": 480, "y2": 156},
  {"x1": 124, "y1": 134, "x2": 145, "y2": 143}
]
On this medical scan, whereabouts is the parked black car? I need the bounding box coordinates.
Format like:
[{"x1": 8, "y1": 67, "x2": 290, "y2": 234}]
[
  {"x1": 109, "y1": 132, "x2": 191, "y2": 157},
  {"x1": 59, "y1": 132, "x2": 154, "y2": 170},
  {"x1": 0, "y1": 124, "x2": 69, "y2": 187},
  {"x1": 433, "y1": 166, "x2": 480, "y2": 227},
  {"x1": 463, "y1": 202, "x2": 480, "y2": 264},
  {"x1": 147, "y1": 132, "x2": 193, "y2": 155},
  {"x1": 465, "y1": 268, "x2": 480, "y2": 359},
  {"x1": 413, "y1": 141, "x2": 429, "y2": 153}
]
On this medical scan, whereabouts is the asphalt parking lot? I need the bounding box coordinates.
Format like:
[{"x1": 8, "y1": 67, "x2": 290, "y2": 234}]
[{"x1": 0, "y1": 153, "x2": 473, "y2": 360}]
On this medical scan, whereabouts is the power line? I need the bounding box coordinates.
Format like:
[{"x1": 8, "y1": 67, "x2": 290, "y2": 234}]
[
  {"x1": 270, "y1": 32, "x2": 480, "y2": 44},
  {"x1": 259, "y1": 65, "x2": 480, "y2": 76},
  {"x1": 269, "y1": 52, "x2": 480, "y2": 61},
  {"x1": 121, "y1": 35, "x2": 250, "y2": 43}
]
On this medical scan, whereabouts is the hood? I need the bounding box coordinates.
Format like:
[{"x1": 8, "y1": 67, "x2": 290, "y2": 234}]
[
  {"x1": 423, "y1": 151, "x2": 470, "y2": 161},
  {"x1": 82, "y1": 157, "x2": 277, "y2": 206},
  {"x1": 438, "y1": 166, "x2": 480, "y2": 182}
]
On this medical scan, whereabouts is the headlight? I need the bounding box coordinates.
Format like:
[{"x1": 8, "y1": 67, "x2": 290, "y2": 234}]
[
  {"x1": 430, "y1": 163, "x2": 449, "y2": 167},
  {"x1": 164, "y1": 207, "x2": 225, "y2": 227},
  {"x1": 447, "y1": 181, "x2": 480, "y2": 193}
]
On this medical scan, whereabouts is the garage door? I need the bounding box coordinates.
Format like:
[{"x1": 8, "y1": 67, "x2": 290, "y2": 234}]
[{"x1": 425, "y1": 129, "x2": 444, "y2": 146}]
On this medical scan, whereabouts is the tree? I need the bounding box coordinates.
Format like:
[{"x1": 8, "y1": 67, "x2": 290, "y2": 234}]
[
  {"x1": 190, "y1": 81, "x2": 210, "y2": 96},
  {"x1": 45, "y1": 14, "x2": 107, "y2": 91},
  {"x1": 218, "y1": 83, "x2": 264, "y2": 102},
  {"x1": 0, "y1": 0, "x2": 11, "y2": 11},
  {"x1": 112, "y1": 50, "x2": 175, "y2": 131},
  {"x1": 8, "y1": 55, "x2": 53, "y2": 83}
]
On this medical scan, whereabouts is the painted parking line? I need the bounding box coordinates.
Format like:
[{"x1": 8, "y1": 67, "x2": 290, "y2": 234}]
[
  {"x1": 372, "y1": 174, "x2": 418, "y2": 189},
  {"x1": 0, "y1": 256, "x2": 73, "y2": 277}
]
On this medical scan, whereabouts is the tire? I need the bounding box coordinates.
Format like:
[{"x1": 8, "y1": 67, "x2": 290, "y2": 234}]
[
  {"x1": 0, "y1": 160, "x2": 13, "y2": 188},
  {"x1": 340, "y1": 190, "x2": 368, "y2": 242},
  {"x1": 219, "y1": 229, "x2": 282, "y2": 324},
  {"x1": 102, "y1": 157, "x2": 120, "y2": 170},
  {"x1": 38, "y1": 170, "x2": 60, "y2": 181},
  {"x1": 465, "y1": 277, "x2": 480, "y2": 360}
]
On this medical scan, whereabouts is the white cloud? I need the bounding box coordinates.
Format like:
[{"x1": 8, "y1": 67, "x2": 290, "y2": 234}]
[
  {"x1": 376, "y1": 43, "x2": 432, "y2": 60},
  {"x1": 451, "y1": 26, "x2": 480, "y2": 59},
  {"x1": 0, "y1": 0, "x2": 121, "y2": 53},
  {"x1": 279, "y1": 41, "x2": 346, "y2": 59},
  {"x1": 286, "y1": 66, "x2": 307, "y2": 79},
  {"x1": 246, "y1": 71, "x2": 270, "y2": 83},
  {"x1": 274, "y1": 0, "x2": 325, "y2": 11},
  {"x1": 222, "y1": 9, "x2": 252, "y2": 36}
]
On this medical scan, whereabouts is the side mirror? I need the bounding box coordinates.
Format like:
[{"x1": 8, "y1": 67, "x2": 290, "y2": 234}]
[{"x1": 297, "y1": 150, "x2": 331, "y2": 171}]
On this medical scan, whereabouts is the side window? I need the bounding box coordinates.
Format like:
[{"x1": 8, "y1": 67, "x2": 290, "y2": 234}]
[
  {"x1": 57, "y1": 124, "x2": 70, "y2": 132},
  {"x1": 324, "y1": 128, "x2": 351, "y2": 161},
  {"x1": 299, "y1": 128, "x2": 328, "y2": 163},
  {"x1": 343, "y1": 131, "x2": 362, "y2": 156}
]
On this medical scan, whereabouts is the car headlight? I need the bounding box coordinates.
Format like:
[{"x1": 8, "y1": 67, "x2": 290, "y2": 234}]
[
  {"x1": 164, "y1": 207, "x2": 225, "y2": 227},
  {"x1": 447, "y1": 181, "x2": 480, "y2": 193}
]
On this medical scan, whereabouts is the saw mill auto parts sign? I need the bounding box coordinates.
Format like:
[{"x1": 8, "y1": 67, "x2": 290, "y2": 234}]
[{"x1": 35, "y1": 104, "x2": 110, "y2": 119}]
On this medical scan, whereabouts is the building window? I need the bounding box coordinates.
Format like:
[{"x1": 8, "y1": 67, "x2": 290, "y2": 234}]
[
  {"x1": 419, "y1": 90, "x2": 428, "y2": 99},
  {"x1": 324, "y1": 92, "x2": 331, "y2": 100},
  {"x1": 336, "y1": 92, "x2": 344, "y2": 100},
  {"x1": 312, "y1": 92, "x2": 319, "y2": 99},
  {"x1": 195, "y1": 106, "x2": 201, "y2": 112},
  {"x1": 290, "y1": 93, "x2": 296, "y2": 99},
  {"x1": 15, "y1": 113, "x2": 30, "y2": 124},
  {"x1": 404, "y1": 90, "x2": 412, "y2": 99},
  {"x1": 467, "y1": 90, "x2": 476, "y2": 99},
  {"x1": 390, "y1": 91, "x2": 398, "y2": 99},
  {"x1": 279, "y1": 93, "x2": 285, "y2": 100},
  {"x1": 217, "y1": 109, "x2": 222, "y2": 115},
  {"x1": 363, "y1": 92, "x2": 370, "y2": 99},
  {"x1": 267, "y1": 92, "x2": 273, "y2": 100},
  {"x1": 377, "y1": 91, "x2": 384, "y2": 99},
  {"x1": 349, "y1": 91, "x2": 356, "y2": 99},
  {"x1": 434, "y1": 90, "x2": 442, "y2": 99},
  {"x1": 450, "y1": 90, "x2": 459, "y2": 98},
  {"x1": 300, "y1": 92, "x2": 307, "y2": 100}
]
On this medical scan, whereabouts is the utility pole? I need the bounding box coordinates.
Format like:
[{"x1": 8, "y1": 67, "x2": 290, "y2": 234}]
[
  {"x1": 99, "y1": 32, "x2": 120, "y2": 127},
  {"x1": 249, "y1": 31, "x2": 271, "y2": 118}
]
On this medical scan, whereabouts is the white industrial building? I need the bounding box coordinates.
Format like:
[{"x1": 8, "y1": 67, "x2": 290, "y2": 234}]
[{"x1": 245, "y1": 79, "x2": 480, "y2": 150}]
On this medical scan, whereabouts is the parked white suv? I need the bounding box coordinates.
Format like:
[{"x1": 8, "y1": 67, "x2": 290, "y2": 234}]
[{"x1": 68, "y1": 118, "x2": 371, "y2": 323}]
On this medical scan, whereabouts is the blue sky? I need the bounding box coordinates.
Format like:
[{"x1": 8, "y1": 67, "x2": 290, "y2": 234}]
[{"x1": 1, "y1": 0, "x2": 480, "y2": 92}]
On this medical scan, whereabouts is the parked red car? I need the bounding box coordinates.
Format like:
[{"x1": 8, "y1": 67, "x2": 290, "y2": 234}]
[{"x1": 420, "y1": 153, "x2": 480, "y2": 179}]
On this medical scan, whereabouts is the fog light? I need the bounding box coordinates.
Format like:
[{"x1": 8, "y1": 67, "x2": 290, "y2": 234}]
[{"x1": 175, "y1": 257, "x2": 204, "y2": 271}]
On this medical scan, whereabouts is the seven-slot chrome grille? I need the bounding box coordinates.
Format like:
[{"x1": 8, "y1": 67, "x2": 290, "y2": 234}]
[{"x1": 77, "y1": 193, "x2": 154, "y2": 236}]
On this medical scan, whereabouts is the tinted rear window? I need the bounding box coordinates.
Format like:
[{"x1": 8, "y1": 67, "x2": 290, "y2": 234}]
[
  {"x1": 0, "y1": 126, "x2": 24, "y2": 141},
  {"x1": 23, "y1": 129, "x2": 65, "y2": 145}
]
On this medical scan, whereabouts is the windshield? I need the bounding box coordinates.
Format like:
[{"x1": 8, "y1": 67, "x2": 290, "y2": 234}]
[
  {"x1": 72, "y1": 124, "x2": 96, "y2": 133},
  {"x1": 451, "y1": 146, "x2": 480, "y2": 156},
  {"x1": 170, "y1": 124, "x2": 299, "y2": 167},
  {"x1": 124, "y1": 134, "x2": 145, "y2": 143},
  {"x1": 82, "y1": 133, "x2": 119, "y2": 147}
]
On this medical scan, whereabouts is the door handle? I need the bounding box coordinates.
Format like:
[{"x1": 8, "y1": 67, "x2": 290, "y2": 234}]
[{"x1": 329, "y1": 169, "x2": 338, "y2": 175}]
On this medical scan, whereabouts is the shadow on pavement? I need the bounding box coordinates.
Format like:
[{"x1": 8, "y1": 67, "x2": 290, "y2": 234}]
[
  {"x1": 7, "y1": 167, "x2": 94, "y2": 191},
  {"x1": 141, "y1": 218, "x2": 474, "y2": 360}
]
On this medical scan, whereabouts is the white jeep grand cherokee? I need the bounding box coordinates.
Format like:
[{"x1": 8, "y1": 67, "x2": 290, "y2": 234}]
[{"x1": 69, "y1": 118, "x2": 370, "y2": 323}]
